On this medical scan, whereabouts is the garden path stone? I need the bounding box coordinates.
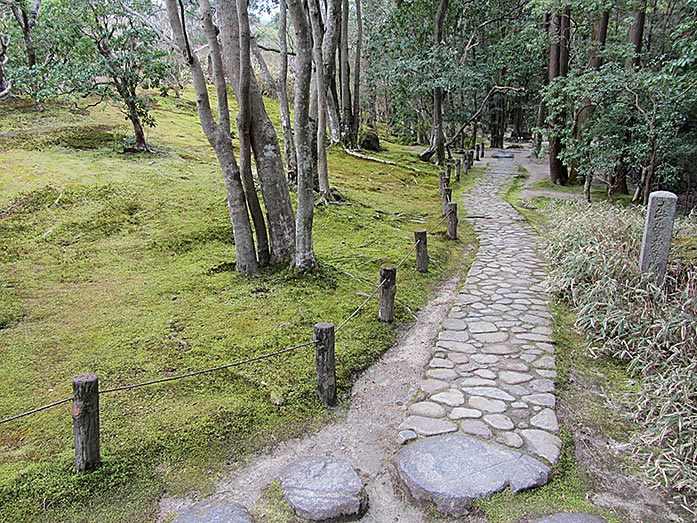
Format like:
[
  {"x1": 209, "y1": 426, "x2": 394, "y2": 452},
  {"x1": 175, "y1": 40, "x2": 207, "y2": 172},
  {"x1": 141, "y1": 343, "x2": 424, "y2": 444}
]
[
  {"x1": 172, "y1": 500, "x2": 252, "y2": 523},
  {"x1": 278, "y1": 456, "x2": 367, "y2": 521},
  {"x1": 396, "y1": 434, "x2": 550, "y2": 516}
]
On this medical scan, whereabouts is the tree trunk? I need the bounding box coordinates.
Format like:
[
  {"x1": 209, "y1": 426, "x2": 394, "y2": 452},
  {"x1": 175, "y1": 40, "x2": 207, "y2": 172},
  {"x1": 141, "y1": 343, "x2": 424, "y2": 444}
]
[
  {"x1": 352, "y1": 0, "x2": 362, "y2": 141},
  {"x1": 165, "y1": 0, "x2": 259, "y2": 275},
  {"x1": 548, "y1": 11, "x2": 569, "y2": 185},
  {"x1": 532, "y1": 13, "x2": 550, "y2": 157},
  {"x1": 431, "y1": 0, "x2": 449, "y2": 165},
  {"x1": 287, "y1": 0, "x2": 318, "y2": 271},
  {"x1": 250, "y1": 37, "x2": 277, "y2": 97},
  {"x1": 219, "y1": 0, "x2": 296, "y2": 266},
  {"x1": 238, "y1": 0, "x2": 271, "y2": 267},
  {"x1": 627, "y1": 8, "x2": 647, "y2": 70},
  {"x1": 339, "y1": 0, "x2": 354, "y2": 146},
  {"x1": 309, "y1": 0, "x2": 330, "y2": 196},
  {"x1": 125, "y1": 98, "x2": 148, "y2": 152},
  {"x1": 278, "y1": 0, "x2": 298, "y2": 180}
]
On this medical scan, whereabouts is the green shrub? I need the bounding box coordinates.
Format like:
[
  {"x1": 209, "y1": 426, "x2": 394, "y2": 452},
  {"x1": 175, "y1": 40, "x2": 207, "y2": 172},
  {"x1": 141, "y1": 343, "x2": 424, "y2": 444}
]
[{"x1": 543, "y1": 201, "x2": 697, "y2": 506}]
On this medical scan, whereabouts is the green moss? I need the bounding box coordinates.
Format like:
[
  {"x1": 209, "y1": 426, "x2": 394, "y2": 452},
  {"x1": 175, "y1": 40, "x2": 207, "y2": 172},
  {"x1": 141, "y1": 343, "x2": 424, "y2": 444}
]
[{"x1": 0, "y1": 91, "x2": 472, "y2": 522}]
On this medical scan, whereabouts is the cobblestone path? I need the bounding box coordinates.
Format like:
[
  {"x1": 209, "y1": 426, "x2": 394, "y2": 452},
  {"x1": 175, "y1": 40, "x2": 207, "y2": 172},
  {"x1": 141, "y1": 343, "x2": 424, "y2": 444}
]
[{"x1": 399, "y1": 155, "x2": 563, "y2": 465}]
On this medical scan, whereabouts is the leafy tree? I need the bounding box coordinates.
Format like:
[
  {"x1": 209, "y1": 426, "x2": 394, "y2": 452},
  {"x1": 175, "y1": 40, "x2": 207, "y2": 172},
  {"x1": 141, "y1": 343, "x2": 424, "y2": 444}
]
[{"x1": 49, "y1": 0, "x2": 171, "y2": 151}]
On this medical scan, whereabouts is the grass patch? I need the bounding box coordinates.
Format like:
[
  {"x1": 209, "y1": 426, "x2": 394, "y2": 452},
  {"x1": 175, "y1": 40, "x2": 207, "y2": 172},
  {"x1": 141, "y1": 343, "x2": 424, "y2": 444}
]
[{"x1": 0, "y1": 92, "x2": 472, "y2": 522}]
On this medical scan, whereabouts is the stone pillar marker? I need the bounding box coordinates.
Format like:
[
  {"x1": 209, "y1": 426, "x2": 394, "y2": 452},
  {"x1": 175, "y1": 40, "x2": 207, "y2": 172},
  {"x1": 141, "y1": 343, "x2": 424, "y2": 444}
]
[{"x1": 639, "y1": 191, "x2": 678, "y2": 284}]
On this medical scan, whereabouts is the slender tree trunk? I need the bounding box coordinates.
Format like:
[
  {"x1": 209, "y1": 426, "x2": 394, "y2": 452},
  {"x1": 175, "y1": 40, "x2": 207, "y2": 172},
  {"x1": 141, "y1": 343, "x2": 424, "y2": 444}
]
[
  {"x1": 287, "y1": 0, "x2": 318, "y2": 271},
  {"x1": 125, "y1": 98, "x2": 148, "y2": 151},
  {"x1": 219, "y1": 0, "x2": 296, "y2": 265},
  {"x1": 351, "y1": 0, "x2": 362, "y2": 141},
  {"x1": 627, "y1": 8, "x2": 647, "y2": 70},
  {"x1": 165, "y1": 0, "x2": 259, "y2": 275},
  {"x1": 309, "y1": 0, "x2": 330, "y2": 196},
  {"x1": 278, "y1": 0, "x2": 298, "y2": 180},
  {"x1": 548, "y1": 10, "x2": 569, "y2": 185},
  {"x1": 250, "y1": 37, "x2": 277, "y2": 96},
  {"x1": 339, "y1": 0, "x2": 354, "y2": 146},
  {"x1": 238, "y1": 0, "x2": 271, "y2": 266},
  {"x1": 532, "y1": 13, "x2": 550, "y2": 157},
  {"x1": 326, "y1": 82, "x2": 342, "y2": 144},
  {"x1": 432, "y1": 0, "x2": 448, "y2": 165}
]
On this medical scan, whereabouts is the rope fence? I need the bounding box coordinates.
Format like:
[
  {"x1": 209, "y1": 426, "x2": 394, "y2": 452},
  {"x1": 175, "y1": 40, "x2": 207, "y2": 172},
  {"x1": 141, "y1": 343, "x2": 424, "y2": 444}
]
[{"x1": 0, "y1": 155, "x2": 470, "y2": 472}]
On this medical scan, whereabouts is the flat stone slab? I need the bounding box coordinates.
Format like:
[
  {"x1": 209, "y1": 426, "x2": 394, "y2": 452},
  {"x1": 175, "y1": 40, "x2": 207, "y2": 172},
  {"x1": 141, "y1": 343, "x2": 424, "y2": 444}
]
[
  {"x1": 172, "y1": 500, "x2": 252, "y2": 523},
  {"x1": 529, "y1": 513, "x2": 607, "y2": 523},
  {"x1": 396, "y1": 434, "x2": 550, "y2": 516},
  {"x1": 278, "y1": 456, "x2": 367, "y2": 521}
]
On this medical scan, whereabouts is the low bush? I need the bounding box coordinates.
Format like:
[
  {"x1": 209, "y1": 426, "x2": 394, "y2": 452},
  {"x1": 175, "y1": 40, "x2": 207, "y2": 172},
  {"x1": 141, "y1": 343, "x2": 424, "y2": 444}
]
[{"x1": 543, "y1": 201, "x2": 697, "y2": 509}]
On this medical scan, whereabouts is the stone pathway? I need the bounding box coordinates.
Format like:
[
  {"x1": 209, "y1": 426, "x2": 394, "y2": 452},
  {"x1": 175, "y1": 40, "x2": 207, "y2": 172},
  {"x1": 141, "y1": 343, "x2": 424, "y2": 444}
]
[
  {"x1": 162, "y1": 154, "x2": 607, "y2": 523},
  {"x1": 398, "y1": 156, "x2": 562, "y2": 462}
]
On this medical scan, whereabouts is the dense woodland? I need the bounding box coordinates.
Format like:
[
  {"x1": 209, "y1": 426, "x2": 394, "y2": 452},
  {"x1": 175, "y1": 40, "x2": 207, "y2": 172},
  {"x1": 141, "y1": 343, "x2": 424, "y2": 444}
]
[{"x1": 1, "y1": 0, "x2": 696, "y2": 521}]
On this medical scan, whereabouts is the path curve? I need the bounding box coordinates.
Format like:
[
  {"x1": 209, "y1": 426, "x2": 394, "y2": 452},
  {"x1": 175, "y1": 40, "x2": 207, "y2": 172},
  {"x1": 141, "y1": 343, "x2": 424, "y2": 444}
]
[{"x1": 159, "y1": 155, "x2": 566, "y2": 522}]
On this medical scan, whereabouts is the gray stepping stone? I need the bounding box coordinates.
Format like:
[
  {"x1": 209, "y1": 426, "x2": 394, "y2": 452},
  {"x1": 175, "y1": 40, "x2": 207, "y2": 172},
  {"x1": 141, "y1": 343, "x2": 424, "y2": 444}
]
[
  {"x1": 460, "y1": 420, "x2": 493, "y2": 438},
  {"x1": 396, "y1": 434, "x2": 550, "y2": 516},
  {"x1": 529, "y1": 513, "x2": 607, "y2": 523},
  {"x1": 410, "y1": 401, "x2": 447, "y2": 418},
  {"x1": 172, "y1": 500, "x2": 252, "y2": 523},
  {"x1": 520, "y1": 429, "x2": 563, "y2": 464},
  {"x1": 530, "y1": 408, "x2": 559, "y2": 431},
  {"x1": 398, "y1": 429, "x2": 418, "y2": 445},
  {"x1": 431, "y1": 389, "x2": 465, "y2": 407},
  {"x1": 278, "y1": 456, "x2": 367, "y2": 521},
  {"x1": 400, "y1": 416, "x2": 458, "y2": 436}
]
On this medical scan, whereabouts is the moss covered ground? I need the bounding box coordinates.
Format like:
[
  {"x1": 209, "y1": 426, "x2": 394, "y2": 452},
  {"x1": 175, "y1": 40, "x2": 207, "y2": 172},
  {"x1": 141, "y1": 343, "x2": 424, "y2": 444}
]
[{"x1": 0, "y1": 92, "x2": 477, "y2": 522}]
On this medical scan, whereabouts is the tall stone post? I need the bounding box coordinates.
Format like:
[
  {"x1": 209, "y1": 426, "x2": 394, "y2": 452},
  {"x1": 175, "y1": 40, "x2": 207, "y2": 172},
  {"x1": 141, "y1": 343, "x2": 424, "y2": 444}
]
[{"x1": 639, "y1": 191, "x2": 678, "y2": 284}]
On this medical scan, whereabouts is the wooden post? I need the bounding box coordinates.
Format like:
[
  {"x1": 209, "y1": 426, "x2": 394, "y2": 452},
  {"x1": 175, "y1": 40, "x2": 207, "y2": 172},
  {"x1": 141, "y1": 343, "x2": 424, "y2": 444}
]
[
  {"x1": 480, "y1": 142, "x2": 485, "y2": 157},
  {"x1": 314, "y1": 322, "x2": 337, "y2": 406},
  {"x1": 439, "y1": 172, "x2": 446, "y2": 195},
  {"x1": 72, "y1": 373, "x2": 101, "y2": 473},
  {"x1": 446, "y1": 163, "x2": 452, "y2": 181},
  {"x1": 475, "y1": 144, "x2": 480, "y2": 161},
  {"x1": 455, "y1": 159, "x2": 461, "y2": 182},
  {"x1": 442, "y1": 186, "x2": 452, "y2": 215},
  {"x1": 447, "y1": 202, "x2": 458, "y2": 240},
  {"x1": 379, "y1": 266, "x2": 397, "y2": 323},
  {"x1": 414, "y1": 229, "x2": 428, "y2": 273}
]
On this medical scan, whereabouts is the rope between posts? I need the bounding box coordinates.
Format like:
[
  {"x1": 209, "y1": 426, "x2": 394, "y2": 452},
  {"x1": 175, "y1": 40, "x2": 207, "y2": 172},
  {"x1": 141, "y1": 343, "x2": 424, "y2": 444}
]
[
  {"x1": 0, "y1": 205, "x2": 457, "y2": 424},
  {"x1": 0, "y1": 397, "x2": 73, "y2": 425},
  {"x1": 335, "y1": 278, "x2": 388, "y2": 333},
  {"x1": 99, "y1": 340, "x2": 316, "y2": 394}
]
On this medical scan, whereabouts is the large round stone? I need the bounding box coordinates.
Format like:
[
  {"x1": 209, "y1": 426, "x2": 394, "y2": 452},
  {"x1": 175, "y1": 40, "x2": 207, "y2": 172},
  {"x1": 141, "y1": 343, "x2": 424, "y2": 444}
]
[
  {"x1": 278, "y1": 456, "x2": 367, "y2": 521},
  {"x1": 172, "y1": 499, "x2": 252, "y2": 523},
  {"x1": 396, "y1": 433, "x2": 550, "y2": 516}
]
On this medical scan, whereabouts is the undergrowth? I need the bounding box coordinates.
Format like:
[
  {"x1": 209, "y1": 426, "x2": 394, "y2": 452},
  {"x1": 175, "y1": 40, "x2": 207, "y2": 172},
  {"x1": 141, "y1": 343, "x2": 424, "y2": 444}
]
[{"x1": 543, "y1": 201, "x2": 697, "y2": 511}]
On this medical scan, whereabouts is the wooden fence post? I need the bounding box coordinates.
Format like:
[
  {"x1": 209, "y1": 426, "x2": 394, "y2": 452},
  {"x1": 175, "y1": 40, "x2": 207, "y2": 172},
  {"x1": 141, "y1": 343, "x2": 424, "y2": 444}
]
[
  {"x1": 439, "y1": 172, "x2": 446, "y2": 195},
  {"x1": 72, "y1": 373, "x2": 101, "y2": 473},
  {"x1": 446, "y1": 163, "x2": 452, "y2": 181},
  {"x1": 455, "y1": 159, "x2": 461, "y2": 182},
  {"x1": 314, "y1": 322, "x2": 337, "y2": 406},
  {"x1": 480, "y1": 142, "x2": 485, "y2": 157},
  {"x1": 414, "y1": 229, "x2": 428, "y2": 273},
  {"x1": 442, "y1": 186, "x2": 452, "y2": 216},
  {"x1": 447, "y1": 202, "x2": 458, "y2": 240},
  {"x1": 475, "y1": 144, "x2": 480, "y2": 161},
  {"x1": 379, "y1": 266, "x2": 397, "y2": 323}
]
